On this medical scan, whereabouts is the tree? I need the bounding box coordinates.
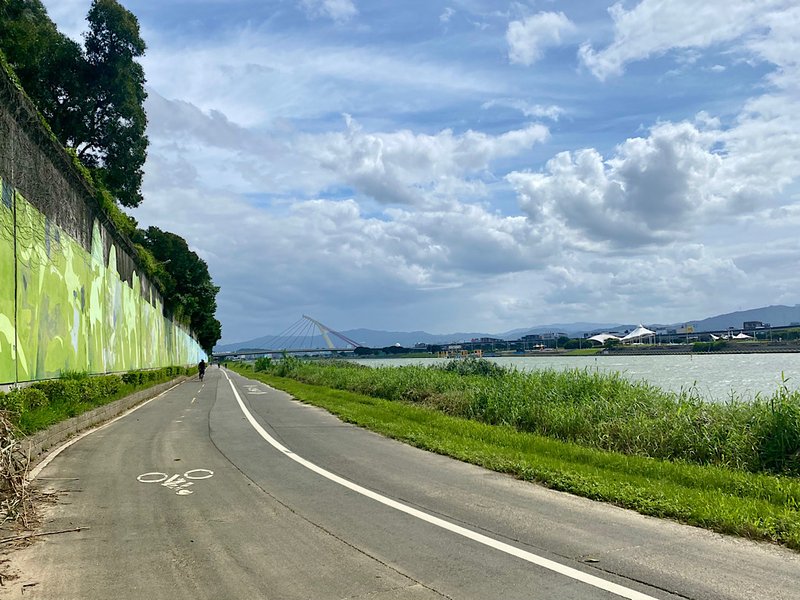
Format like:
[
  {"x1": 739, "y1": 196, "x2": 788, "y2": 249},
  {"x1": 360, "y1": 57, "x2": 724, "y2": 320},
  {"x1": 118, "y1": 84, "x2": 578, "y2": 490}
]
[
  {"x1": 77, "y1": 0, "x2": 148, "y2": 208},
  {"x1": 0, "y1": 0, "x2": 148, "y2": 208},
  {"x1": 0, "y1": 0, "x2": 86, "y2": 140},
  {"x1": 133, "y1": 227, "x2": 222, "y2": 353}
]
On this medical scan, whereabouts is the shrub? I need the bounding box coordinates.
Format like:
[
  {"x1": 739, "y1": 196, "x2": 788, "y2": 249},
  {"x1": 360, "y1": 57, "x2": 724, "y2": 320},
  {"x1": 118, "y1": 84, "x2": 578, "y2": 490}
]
[
  {"x1": 16, "y1": 387, "x2": 48, "y2": 410},
  {"x1": 254, "y1": 357, "x2": 272, "y2": 372},
  {"x1": 0, "y1": 390, "x2": 24, "y2": 415}
]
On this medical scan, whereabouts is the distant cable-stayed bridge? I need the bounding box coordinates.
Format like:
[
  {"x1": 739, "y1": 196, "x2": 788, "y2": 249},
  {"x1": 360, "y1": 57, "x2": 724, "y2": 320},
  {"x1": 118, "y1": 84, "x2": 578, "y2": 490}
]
[{"x1": 212, "y1": 315, "x2": 362, "y2": 358}]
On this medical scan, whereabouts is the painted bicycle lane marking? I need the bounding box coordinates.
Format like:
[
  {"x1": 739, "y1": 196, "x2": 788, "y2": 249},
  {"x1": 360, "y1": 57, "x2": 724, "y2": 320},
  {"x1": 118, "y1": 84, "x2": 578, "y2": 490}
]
[{"x1": 137, "y1": 468, "x2": 214, "y2": 496}]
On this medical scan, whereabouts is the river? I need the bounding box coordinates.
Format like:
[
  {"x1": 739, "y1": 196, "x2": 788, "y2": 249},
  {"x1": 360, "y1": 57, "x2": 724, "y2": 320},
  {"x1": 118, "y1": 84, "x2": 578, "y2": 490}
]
[{"x1": 351, "y1": 353, "x2": 800, "y2": 403}]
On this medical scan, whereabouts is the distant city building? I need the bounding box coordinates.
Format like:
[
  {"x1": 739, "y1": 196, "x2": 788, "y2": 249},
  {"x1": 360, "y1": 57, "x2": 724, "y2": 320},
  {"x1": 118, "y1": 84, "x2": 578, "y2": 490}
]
[
  {"x1": 540, "y1": 332, "x2": 568, "y2": 340},
  {"x1": 471, "y1": 337, "x2": 503, "y2": 343},
  {"x1": 743, "y1": 321, "x2": 769, "y2": 329}
]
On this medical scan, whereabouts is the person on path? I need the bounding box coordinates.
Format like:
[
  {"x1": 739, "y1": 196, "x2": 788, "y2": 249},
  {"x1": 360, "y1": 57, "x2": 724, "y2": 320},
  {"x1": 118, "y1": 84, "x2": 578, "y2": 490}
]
[{"x1": 198, "y1": 359, "x2": 206, "y2": 381}]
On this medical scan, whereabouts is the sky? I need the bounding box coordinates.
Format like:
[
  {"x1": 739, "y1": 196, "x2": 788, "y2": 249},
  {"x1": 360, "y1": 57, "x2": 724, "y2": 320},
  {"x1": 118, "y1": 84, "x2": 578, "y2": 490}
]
[{"x1": 43, "y1": 0, "x2": 800, "y2": 344}]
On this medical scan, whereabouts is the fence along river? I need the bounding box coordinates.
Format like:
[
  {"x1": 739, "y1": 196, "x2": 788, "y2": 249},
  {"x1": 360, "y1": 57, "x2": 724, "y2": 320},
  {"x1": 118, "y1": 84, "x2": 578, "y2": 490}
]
[{"x1": 354, "y1": 353, "x2": 800, "y2": 403}]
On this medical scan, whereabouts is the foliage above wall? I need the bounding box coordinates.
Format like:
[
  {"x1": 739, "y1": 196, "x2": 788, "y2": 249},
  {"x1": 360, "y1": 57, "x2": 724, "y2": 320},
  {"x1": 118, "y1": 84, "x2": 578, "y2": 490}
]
[
  {"x1": 0, "y1": 0, "x2": 147, "y2": 208},
  {"x1": 133, "y1": 227, "x2": 222, "y2": 354}
]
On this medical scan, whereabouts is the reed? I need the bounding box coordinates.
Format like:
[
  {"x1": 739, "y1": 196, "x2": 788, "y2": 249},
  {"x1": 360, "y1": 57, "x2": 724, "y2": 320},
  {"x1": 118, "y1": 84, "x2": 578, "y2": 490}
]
[{"x1": 262, "y1": 357, "x2": 800, "y2": 476}]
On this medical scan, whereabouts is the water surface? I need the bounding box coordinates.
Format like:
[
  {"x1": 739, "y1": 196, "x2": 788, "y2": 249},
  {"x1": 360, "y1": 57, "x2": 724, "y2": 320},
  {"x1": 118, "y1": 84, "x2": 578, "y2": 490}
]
[{"x1": 352, "y1": 354, "x2": 800, "y2": 403}]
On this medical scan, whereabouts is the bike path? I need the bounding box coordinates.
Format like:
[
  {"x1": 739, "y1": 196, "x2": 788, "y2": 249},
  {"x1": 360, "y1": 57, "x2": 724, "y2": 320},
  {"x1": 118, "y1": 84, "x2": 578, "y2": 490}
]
[
  {"x1": 5, "y1": 369, "x2": 439, "y2": 599},
  {"x1": 6, "y1": 367, "x2": 800, "y2": 599}
]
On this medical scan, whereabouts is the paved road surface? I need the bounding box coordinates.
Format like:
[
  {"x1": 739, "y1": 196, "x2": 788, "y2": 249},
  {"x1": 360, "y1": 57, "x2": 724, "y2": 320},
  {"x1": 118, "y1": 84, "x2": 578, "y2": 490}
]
[{"x1": 4, "y1": 367, "x2": 800, "y2": 599}]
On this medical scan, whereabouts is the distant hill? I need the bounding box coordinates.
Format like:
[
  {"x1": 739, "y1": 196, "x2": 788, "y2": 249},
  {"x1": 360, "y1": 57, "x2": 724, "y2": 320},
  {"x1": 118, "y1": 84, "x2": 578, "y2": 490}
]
[
  {"x1": 215, "y1": 322, "x2": 622, "y2": 352},
  {"x1": 685, "y1": 305, "x2": 800, "y2": 332},
  {"x1": 213, "y1": 305, "x2": 800, "y2": 353},
  {"x1": 499, "y1": 322, "x2": 625, "y2": 338}
]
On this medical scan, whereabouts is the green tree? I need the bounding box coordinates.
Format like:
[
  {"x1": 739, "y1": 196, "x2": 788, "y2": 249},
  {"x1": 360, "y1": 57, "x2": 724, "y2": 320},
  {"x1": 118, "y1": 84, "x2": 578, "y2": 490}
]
[
  {"x1": 0, "y1": 0, "x2": 86, "y2": 140},
  {"x1": 0, "y1": 0, "x2": 148, "y2": 208},
  {"x1": 133, "y1": 226, "x2": 222, "y2": 353},
  {"x1": 77, "y1": 0, "x2": 148, "y2": 208}
]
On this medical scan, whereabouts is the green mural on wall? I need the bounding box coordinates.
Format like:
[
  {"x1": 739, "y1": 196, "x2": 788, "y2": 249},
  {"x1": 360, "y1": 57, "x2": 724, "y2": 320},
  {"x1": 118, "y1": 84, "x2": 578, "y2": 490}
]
[
  {"x1": 0, "y1": 178, "x2": 15, "y2": 383},
  {"x1": 0, "y1": 178, "x2": 205, "y2": 384}
]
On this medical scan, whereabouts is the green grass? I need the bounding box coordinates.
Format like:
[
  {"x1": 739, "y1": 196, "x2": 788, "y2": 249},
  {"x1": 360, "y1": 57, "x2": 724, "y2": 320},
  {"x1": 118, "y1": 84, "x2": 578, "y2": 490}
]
[
  {"x1": 232, "y1": 365, "x2": 800, "y2": 549},
  {"x1": 564, "y1": 348, "x2": 602, "y2": 356},
  {"x1": 0, "y1": 366, "x2": 196, "y2": 435},
  {"x1": 246, "y1": 357, "x2": 800, "y2": 476}
]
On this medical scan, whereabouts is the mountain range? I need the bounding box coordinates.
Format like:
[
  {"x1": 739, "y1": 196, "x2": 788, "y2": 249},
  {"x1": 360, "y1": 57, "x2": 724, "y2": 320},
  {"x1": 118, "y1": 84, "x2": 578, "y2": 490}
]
[{"x1": 214, "y1": 304, "x2": 800, "y2": 352}]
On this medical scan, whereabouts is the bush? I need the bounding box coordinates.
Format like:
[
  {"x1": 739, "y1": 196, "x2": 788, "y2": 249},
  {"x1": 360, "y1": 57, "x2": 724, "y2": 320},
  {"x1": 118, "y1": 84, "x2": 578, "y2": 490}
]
[
  {"x1": 254, "y1": 357, "x2": 272, "y2": 372},
  {"x1": 441, "y1": 358, "x2": 507, "y2": 378},
  {"x1": 16, "y1": 387, "x2": 48, "y2": 411},
  {"x1": 0, "y1": 390, "x2": 24, "y2": 414}
]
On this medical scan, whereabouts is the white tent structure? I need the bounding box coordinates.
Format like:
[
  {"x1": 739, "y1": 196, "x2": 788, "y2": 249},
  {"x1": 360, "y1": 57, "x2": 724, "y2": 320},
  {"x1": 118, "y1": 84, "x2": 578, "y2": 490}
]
[
  {"x1": 733, "y1": 332, "x2": 752, "y2": 339},
  {"x1": 588, "y1": 333, "x2": 621, "y2": 345},
  {"x1": 621, "y1": 324, "x2": 656, "y2": 344}
]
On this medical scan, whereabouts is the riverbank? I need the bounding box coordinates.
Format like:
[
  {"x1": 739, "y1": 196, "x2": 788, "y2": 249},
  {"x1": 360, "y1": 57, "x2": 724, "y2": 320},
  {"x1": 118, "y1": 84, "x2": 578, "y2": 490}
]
[{"x1": 230, "y1": 359, "x2": 800, "y2": 549}]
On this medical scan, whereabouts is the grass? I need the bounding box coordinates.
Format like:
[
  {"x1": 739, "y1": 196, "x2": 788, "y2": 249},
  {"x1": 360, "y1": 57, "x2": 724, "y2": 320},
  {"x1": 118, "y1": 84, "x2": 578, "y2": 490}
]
[
  {"x1": 0, "y1": 366, "x2": 196, "y2": 435},
  {"x1": 564, "y1": 348, "x2": 602, "y2": 356},
  {"x1": 229, "y1": 360, "x2": 800, "y2": 549},
  {"x1": 249, "y1": 357, "x2": 800, "y2": 476}
]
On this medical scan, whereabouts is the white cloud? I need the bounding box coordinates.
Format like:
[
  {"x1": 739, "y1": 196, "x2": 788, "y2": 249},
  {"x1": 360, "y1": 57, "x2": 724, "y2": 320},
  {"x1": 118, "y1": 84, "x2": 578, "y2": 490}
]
[
  {"x1": 579, "y1": 0, "x2": 793, "y2": 80},
  {"x1": 305, "y1": 116, "x2": 549, "y2": 205},
  {"x1": 140, "y1": 29, "x2": 508, "y2": 129},
  {"x1": 507, "y1": 114, "x2": 800, "y2": 247},
  {"x1": 506, "y1": 11, "x2": 575, "y2": 66},
  {"x1": 300, "y1": 0, "x2": 358, "y2": 22},
  {"x1": 440, "y1": 8, "x2": 455, "y2": 24},
  {"x1": 132, "y1": 188, "x2": 559, "y2": 341},
  {"x1": 482, "y1": 98, "x2": 565, "y2": 121}
]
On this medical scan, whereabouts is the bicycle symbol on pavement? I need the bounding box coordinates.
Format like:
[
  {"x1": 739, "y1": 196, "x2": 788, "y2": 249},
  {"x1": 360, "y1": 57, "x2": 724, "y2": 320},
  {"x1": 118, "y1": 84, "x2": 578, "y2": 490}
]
[{"x1": 136, "y1": 468, "x2": 214, "y2": 496}]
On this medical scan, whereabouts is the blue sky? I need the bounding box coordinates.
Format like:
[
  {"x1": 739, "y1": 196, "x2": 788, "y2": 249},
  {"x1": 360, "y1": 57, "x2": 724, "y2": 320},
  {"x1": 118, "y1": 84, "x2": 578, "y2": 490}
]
[{"x1": 44, "y1": 0, "x2": 800, "y2": 343}]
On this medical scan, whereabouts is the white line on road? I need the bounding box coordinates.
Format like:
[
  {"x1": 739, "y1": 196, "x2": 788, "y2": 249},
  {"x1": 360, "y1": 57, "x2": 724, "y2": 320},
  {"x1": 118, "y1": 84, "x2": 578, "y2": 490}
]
[{"x1": 223, "y1": 371, "x2": 660, "y2": 600}]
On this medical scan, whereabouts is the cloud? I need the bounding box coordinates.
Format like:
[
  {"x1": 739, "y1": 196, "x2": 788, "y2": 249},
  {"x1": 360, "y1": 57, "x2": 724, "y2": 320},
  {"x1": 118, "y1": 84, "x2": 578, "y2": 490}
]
[
  {"x1": 132, "y1": 188, "x2": 561, "y2": 341},
  {"x1": 505, "y1": 115, "x2": 797, "y2": 247},
  {"x1": 506, "y1": 11, "x2": 575, "y2": 66},
  {"x1": 482, "y1": 98, "x2": 565, "y2": 121},
  {"x1": 579, "y1": 0, "x2": 793, "y2": 80},
  {"x1": 304, "y1": 116, "x2": 549, "y2": 205},
  {"x1": 440, "y1": 7, "x2": 455, "y2": 24},
  {"x1": 300, "y1": 0, "x2": 358, "y2": 22}
]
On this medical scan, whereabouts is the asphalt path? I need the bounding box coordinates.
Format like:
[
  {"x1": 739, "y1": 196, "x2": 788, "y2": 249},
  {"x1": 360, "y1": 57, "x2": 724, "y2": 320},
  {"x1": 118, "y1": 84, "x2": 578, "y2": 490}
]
[{"x1": 5, "y1": 367, "x2": 800, "y2": 599}]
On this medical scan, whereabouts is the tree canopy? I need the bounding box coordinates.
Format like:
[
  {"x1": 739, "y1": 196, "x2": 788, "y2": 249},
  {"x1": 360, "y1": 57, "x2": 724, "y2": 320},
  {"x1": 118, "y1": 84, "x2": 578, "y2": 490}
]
[
  {"x1": 0, "y1": 0, "x2": 147, "y2": 208},
  {"x1": 133, "y1": 227, "x2": 222, "y2": 354}
]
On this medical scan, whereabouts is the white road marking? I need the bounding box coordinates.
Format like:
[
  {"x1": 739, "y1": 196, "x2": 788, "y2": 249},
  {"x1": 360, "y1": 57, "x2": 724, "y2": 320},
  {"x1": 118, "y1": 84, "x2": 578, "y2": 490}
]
[
  {"x1": 245, "y1": 385, "x2": 267, "y2": 395},
  {"x1": 28, "y1": 381, "x2": 185, "y2": 481},
  {"x1": 223, "y1": 371, "x2": 660, "y2": 600},
  {"x1": 137, "y1": 469, "x2": 214, "y2": 496},
  {"x1": 191, "y1": 397, "x2": 196, "y2": 404}
]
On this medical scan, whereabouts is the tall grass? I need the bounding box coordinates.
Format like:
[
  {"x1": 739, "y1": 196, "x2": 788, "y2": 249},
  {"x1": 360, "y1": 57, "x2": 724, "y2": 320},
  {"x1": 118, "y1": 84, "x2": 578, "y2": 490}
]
[{"x1": 264, "y1": 357, "x2": 800, "y2": 476}]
